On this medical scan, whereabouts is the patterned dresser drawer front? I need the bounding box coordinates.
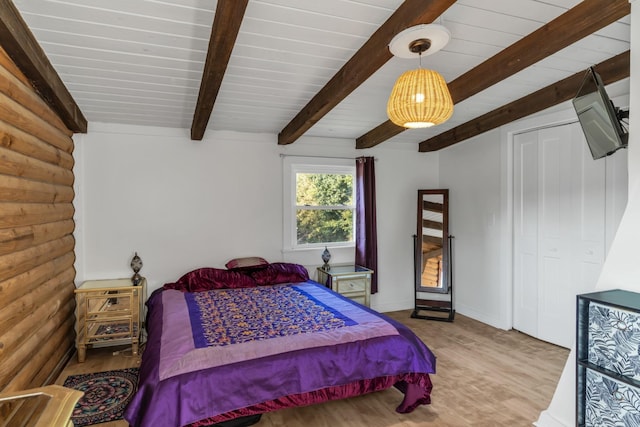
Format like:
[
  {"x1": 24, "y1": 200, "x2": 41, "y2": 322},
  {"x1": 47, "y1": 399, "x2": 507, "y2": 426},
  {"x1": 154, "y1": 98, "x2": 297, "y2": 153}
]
[
  {"x1": 585, "y1": 369, "x2": 640, "y2": 426},
  {"x1": 336, "y1": 278, "x2": 366, "y2": 294},
  {"x1": 588, "y1": 302, "x2": 640, "y2": 380}
]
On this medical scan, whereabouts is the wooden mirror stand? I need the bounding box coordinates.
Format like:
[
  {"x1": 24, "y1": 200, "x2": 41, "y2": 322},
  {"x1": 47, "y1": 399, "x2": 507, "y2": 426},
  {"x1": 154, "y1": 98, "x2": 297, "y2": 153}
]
[{"x1": 412, "y1": 189, "x2": 454, "y2": 321}]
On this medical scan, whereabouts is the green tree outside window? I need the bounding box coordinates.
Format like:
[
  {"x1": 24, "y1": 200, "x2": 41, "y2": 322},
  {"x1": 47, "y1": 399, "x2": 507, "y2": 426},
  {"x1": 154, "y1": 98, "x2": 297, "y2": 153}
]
[{"x1": 296, "y1": 173, "x2": 354, "y2": 245}]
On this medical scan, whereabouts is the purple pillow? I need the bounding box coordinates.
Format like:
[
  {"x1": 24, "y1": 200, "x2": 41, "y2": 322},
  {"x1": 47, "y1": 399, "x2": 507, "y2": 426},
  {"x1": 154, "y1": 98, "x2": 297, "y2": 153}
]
[
  {"x1": 163, "y1": 268, "x2": 257, "y2": 292},
  {"x1": 251, "y1": 263, "x2": 309, "y2": 286}
]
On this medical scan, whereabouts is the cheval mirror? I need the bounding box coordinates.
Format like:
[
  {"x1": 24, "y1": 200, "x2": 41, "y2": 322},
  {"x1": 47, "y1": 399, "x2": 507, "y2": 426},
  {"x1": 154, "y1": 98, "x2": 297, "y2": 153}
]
[{"x1": 412, "y1": 189, "x2": 455, "y2": 321}]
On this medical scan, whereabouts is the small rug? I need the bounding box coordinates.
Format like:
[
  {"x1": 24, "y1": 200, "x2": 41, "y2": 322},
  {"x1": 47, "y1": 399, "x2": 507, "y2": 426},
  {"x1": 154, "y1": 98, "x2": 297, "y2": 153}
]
[{"x1": 63, "y1": 367, "x2": 139, "y2": 426}]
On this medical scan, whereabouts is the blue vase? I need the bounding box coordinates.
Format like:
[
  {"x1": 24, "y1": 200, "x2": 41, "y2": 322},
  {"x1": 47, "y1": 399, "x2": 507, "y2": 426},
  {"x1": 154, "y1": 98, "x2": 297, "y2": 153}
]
[{"x1": 321, "y1": 246, "x2": 331, "y2": 270}]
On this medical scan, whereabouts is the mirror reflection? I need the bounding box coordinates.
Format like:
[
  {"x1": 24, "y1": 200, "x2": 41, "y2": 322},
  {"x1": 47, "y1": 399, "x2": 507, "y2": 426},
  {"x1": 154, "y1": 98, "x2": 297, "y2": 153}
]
[{"x1": 416, "y1": 189, "x2": 449, "y2": 293}]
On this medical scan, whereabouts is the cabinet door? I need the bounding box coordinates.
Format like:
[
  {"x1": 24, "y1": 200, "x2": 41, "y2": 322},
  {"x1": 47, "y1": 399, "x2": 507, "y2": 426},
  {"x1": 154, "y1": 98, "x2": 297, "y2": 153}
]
[
  {"x1": 585, "y1": 369, "x2": 640, "y2": 426},
  {"x1": 588, "y1": 302, "x2": 640, "y2": 379}
]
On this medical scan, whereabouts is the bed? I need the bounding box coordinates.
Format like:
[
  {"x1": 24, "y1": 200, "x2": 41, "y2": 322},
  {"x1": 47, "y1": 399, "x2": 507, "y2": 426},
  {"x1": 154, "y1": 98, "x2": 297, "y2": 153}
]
[{"x1": 124, "y1": 261, "x2": 436, "y2": 427}]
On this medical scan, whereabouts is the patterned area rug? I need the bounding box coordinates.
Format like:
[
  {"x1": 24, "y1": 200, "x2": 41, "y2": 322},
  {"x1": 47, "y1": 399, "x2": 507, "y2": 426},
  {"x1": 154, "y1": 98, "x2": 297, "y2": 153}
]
[{"x1": 63, "y1": 368, "x2": 139, "y2": 426}]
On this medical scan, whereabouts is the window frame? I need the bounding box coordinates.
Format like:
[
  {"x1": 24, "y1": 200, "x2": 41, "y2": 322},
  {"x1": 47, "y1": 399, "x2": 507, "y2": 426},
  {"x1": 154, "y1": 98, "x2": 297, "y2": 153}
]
[{"x1": 282, "y1": 157, "x2": 356, "y2": 251}]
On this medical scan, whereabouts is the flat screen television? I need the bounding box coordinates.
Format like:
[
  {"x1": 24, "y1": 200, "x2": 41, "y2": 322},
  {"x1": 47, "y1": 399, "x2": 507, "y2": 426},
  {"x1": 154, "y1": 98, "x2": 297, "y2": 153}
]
[{"x1": 572, "y1": 67, "x2": 628, "y2": 160}]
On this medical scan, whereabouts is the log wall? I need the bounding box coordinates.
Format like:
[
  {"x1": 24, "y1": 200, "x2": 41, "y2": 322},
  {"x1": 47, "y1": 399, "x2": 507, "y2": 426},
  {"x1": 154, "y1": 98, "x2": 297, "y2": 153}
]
[{"x1": 0, "y1": 46, "x2": 76, "y2": 392}]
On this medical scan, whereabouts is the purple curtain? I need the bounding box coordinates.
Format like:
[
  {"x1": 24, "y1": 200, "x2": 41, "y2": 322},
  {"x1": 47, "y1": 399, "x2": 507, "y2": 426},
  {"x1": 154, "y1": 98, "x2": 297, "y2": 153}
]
[{"x1": 355, "y1": 157, "x2": 378, "y2": 294}]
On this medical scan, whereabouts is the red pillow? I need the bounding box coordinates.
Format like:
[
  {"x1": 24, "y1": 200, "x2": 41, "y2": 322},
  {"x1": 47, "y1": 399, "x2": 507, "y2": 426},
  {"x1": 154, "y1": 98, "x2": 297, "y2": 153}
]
[
  {"x1": 250, "y1": 263, "x2": 309, "y2": 286},
  {"x1": 163, "y1": 268, "x2": 257, "y2": 292}
]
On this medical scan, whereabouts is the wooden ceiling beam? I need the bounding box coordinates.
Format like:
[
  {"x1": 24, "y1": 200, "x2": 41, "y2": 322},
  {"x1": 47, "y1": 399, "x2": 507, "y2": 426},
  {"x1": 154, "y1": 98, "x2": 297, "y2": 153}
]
[
  {"x1": 190, "y1": 0, "x2": 248, "y2": 141},
  {"x1": 277, "y1": 0, "x2": 456, "y2": 146},
  {"x1": 0, "y1": 0, "x2": 87, "y2": 133},
  {"x1": 419, "y1": 50, "x2": 630, "y2": 152},
  {"x1": 356, "y1": 0, "x2": 631, "y2": 149}
]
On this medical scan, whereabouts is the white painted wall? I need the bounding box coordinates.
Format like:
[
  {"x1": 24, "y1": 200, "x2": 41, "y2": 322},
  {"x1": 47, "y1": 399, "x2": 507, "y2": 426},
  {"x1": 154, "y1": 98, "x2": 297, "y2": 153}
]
[
  {"x1": 536, "y1": 2, "x2": 638, "y2": 426},
  {"x1": 72, "y1": 81, "x2": 629, "y2": 327},
  {"x1": 439, "y1": 128, "x2": 506, "y2": 327},
  {"x1": 73, "y1": 124, "x2": 439, "y2": 313}
]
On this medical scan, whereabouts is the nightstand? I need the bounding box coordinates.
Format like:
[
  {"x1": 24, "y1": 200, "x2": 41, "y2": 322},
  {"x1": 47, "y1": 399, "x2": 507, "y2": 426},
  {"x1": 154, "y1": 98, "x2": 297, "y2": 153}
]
[
  {"x1": 74, "y1": 278, "x2": 146, "y2": 362},
  {"x1": 316, "y1": 265, "x2": 373, "y2": 307}
]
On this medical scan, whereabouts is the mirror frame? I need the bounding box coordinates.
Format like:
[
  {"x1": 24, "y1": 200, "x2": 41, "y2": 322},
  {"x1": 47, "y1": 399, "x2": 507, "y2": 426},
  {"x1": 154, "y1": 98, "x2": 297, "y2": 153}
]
[{"x1": 415, "y1": 189, "x2": 449, "y2": 294}]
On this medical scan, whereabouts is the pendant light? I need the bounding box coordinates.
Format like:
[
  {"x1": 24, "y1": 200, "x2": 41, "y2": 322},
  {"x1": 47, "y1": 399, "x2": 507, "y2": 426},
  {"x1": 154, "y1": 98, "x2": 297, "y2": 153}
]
[{"x1": 387, "y1": 24, "x2": 453, "y2": 129}]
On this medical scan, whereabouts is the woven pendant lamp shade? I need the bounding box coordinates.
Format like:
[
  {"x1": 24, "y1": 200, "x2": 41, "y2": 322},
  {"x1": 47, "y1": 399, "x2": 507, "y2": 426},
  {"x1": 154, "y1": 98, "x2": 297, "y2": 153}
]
[{"x1": 387, "y1": 68, "x2": 453, "y2": 128}]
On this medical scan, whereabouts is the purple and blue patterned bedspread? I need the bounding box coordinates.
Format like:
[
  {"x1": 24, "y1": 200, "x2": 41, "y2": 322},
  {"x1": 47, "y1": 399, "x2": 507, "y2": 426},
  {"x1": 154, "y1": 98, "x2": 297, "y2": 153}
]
[
  {"x1": 125, "y1": 280, "x2": 436, "y2": 427},
  {"x1": 186, "y1": 285, "x2": 356, "y2": 348}
]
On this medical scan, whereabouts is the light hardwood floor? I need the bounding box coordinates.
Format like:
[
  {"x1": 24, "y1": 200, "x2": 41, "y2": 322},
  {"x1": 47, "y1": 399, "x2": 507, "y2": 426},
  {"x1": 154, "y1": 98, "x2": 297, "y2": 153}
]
[{"x1": 57, "y1": 311, "x2": 569, "y2": 427}]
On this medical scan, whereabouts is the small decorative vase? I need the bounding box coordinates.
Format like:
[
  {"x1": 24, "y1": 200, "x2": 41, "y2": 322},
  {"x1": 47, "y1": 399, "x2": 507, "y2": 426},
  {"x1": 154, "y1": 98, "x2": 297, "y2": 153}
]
[
  {"x1": 321, "y1": 246, "x2": 331, "y2": 271},
  {"x1": 131, "y1": 252, "x2": 143, "y2": 285}
]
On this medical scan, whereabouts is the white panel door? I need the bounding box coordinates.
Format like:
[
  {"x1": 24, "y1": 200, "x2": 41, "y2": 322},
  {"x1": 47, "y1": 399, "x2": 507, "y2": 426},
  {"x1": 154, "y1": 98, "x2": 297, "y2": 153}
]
[{"x1": 513, "y1": 123, "x2": 606, "y2": 348}]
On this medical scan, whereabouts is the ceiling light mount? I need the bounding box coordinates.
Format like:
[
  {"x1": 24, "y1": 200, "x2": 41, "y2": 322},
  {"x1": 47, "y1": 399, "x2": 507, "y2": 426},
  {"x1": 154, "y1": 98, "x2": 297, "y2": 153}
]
[
  {"x1": 387, "y1": 24, "x2": 454, "y2": 129},
  {"x1": 409, "y1": 38, "x2": 431, "y2": 55},
  {"x1": 389, "y1": 24, "x2": 450, "y2": 59}
]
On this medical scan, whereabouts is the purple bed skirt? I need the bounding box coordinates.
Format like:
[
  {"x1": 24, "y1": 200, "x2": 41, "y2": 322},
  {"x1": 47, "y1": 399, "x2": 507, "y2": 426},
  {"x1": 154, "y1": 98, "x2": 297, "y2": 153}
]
[{"x1": 188, "y1": 372, "x2": 433, "y2": 426}]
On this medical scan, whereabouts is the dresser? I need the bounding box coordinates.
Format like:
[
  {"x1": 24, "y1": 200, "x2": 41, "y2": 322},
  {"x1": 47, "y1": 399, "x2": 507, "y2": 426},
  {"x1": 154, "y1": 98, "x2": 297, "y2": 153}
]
[
  {"x1": 316, "y1": 265, "x2": 373, "y2": 307},
  {"x1": 74, "y1": 278, "x2": 146, "y2": 362},
  {"x1": 577, "y1": 289, "x2": 640, "y2": 426}
]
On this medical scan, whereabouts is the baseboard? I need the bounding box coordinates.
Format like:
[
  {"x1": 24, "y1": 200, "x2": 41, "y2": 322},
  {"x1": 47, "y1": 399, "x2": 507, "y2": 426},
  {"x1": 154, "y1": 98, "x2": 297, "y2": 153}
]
[
  {"x1": 44, "y1": 345, "x2": 75, "y2": 386},
  {"x1": 534, "y1": 410, "x2": 571, "y2": 427},
  {"x1": 454, "y1": 302, "x2": 507, "y2": 330},
  {"x1": 374, "y1": 299, "x2": 413, "y2": 314}
]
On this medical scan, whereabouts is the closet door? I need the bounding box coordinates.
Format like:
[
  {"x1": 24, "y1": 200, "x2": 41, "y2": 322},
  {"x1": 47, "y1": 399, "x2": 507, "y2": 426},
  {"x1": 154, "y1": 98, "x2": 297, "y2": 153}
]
[
  {"x1": 513, "y1": 130, "x2": 539, "y2": 339},
  {"x1": 513, "y1": 123, "x2": 605, "y2": 348}
]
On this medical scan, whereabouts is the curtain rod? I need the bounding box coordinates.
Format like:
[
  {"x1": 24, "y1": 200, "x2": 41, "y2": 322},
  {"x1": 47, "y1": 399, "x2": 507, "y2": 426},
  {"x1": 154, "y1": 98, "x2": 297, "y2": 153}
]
[{"x1": 279, "y1": 154, "x2": 377, "y2": 161}]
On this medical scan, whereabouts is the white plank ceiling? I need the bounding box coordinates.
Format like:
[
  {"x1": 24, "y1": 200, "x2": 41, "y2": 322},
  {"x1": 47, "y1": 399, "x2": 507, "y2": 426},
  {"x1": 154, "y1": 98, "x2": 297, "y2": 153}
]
[{"x1": 11, "y1": 0, "x2": 631, "y2": 147}]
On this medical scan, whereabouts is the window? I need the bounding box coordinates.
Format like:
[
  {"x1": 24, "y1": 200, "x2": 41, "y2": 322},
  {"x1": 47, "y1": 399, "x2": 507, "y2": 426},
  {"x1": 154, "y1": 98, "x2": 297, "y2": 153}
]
[{"x1": 283, "y1": 158, "x2": 355, "y2": 250}]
